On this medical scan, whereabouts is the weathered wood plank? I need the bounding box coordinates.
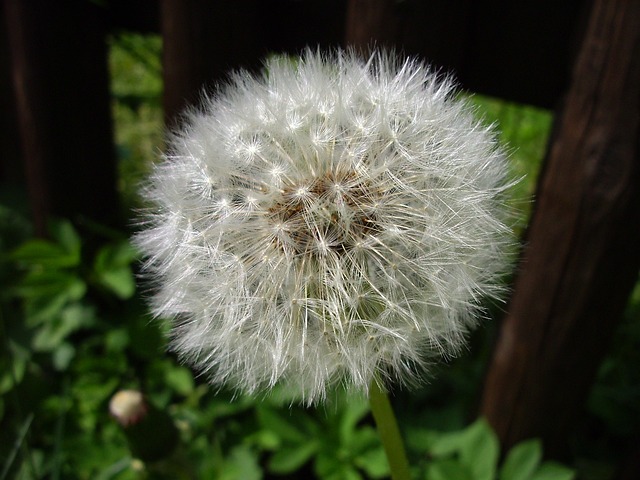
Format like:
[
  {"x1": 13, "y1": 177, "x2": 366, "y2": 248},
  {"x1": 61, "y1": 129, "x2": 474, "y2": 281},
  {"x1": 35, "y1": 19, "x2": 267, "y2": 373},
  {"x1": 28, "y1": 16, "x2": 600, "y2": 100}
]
[{"x1": 480, "y1": 0, "x2": 640, "y2": 456}]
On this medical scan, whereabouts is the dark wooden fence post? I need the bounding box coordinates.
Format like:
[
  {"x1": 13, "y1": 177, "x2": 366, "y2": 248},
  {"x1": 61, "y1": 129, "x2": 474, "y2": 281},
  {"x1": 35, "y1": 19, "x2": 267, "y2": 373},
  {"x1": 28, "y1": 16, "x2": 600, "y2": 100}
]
[
  {"x1": 161, "y1": 0, "x2": 264, "y2": 128},
  {"x1": 4, "y1": 0, "x2": 118, "y2": 232},
  {"x1": 480, "y1": 0, "x2": 640, "y2": 456},
  {"x1": 344, "y1": 0, "x2": 399, "y2": 52}
]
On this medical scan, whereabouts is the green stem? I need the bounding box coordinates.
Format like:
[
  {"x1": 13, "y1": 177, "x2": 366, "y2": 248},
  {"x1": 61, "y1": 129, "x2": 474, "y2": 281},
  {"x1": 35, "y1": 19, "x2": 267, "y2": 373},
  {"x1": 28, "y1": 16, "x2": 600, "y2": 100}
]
[{"x1": 369, "y1": 380, "x2": 412, "y2": 480}]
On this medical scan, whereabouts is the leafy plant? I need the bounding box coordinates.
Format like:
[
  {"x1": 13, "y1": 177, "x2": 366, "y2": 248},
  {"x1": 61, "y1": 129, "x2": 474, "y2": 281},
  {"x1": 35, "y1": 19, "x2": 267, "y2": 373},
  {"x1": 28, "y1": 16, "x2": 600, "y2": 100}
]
[
  {"x1": 7, "y1": 220, "x2": 136, "y2": 370},
  {"x1": 256, "y1": 392, "x2": 388, "y2": 480},
  {"x1": 407, "y1": 418, "x2": 575, "y2": 480}
]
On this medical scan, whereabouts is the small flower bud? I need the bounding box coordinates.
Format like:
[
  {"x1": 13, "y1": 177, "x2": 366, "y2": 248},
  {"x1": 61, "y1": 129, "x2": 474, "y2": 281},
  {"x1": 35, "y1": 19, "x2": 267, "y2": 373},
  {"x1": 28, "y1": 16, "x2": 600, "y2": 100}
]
[
  {"x1": 109, "y1": 390, "x2": 148, "y2": 427},
  {"x1": 109, "y1": 389, "x2": 179, "y2": 462}
]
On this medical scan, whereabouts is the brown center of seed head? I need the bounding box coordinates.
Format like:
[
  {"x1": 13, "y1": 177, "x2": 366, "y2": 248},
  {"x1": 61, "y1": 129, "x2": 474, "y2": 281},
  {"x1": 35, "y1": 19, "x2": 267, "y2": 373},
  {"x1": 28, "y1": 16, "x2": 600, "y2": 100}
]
[{"x1": 268, "y1": 171, "x2": 381, "y2": 256}]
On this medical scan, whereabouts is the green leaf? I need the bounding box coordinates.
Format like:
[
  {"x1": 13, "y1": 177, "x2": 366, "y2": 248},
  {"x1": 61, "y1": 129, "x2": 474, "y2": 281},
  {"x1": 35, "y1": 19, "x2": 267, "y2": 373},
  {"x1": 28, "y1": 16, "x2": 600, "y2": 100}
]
[
  {"x1": 530, "y1": 462, "x2": 575, "y2": 480},
  {"x1": 457, "y1": 418, "x2": 500, "y2": 480},
  {"x1": 428, "y1": 429, "x2": 467, "y2": 457},
  {"x1": 73, "y1": 377, "x2": 120, "y2": 432},
  {"x1": 344, "y1": 425, "x2": 379, "y2": 455},
  {"x1": 219, "y1": 445, "x2": 262, "y2": 480},
  {"x1": 17, "y1": 269, "x2": 85, "y2": 299},
  {"x1": 10, "y1": 220, "x2": 81, "y2": 270},
  {"x1": 93, "y1": 457, "x2": 134, "y2": 480},
  {"x1": 52, "y1": 342, "x2": 76, "y2": 371},
  {"x1": 13, "y1": 448, "x2": 45, "y2": 480},
  {"x1": 339, "y1": 466, "x2": 364, "y2": 480},
  {"x1": 339, "y1": 395, "x2": 370, "y2": 444},
  {"x1": 32, "y1": 303, "x2": 96, "y2": 351},
  {"x1": 0, "y1": 341, "x2": 30, "y2": 394},
  {"x1": 251, "y1": 429, "x2": 280, "y2": 450},
  {"x1": 425, "y1": 459, "x2": 474, "y2": 480},
  {"x1": 0, "y1": 360, "x2": 25, "y2": 395},
  {"x1": 98, "y1": 266, "x2": 136, "y2": 299},
  {"x1": 315, "y1": 452, "x2": 346, "y2": 479},
  {"x1": 258, "y1": 406, "x2": 310, "y2": 443},
  {"x1": 16, "y1": 271, "x2": 86, "y2": 326},
  {"x1": 164, "y1": 365, "x2": 195, "y2": 396},
  {"x1": 11, "y1": 240, "x2": 79, "y2": 268},
  {"x1": 105, "y1": 328, "x2": 130, "y2": 352},
  {"x1": 51, "y1": 219, "x2": 81, "y2": 256},
  {"x1": 205, "y1": 394, "x2": 257, "y2": 421},
  {"x1": 500, "y1": 439, "x2": 543, "y2": 480},
  {"x1": 354, "y1": 444, "x2": 389, "y2": 478},
  {"x1": 93, "y1": 241, "x2": 138, "y2": 299},
  {"x1": 405, "y1": 426, "x2": 439, "y2": 453},
  {"x1": 268, "y1": 440, "x2": 318, "y2": 473}
]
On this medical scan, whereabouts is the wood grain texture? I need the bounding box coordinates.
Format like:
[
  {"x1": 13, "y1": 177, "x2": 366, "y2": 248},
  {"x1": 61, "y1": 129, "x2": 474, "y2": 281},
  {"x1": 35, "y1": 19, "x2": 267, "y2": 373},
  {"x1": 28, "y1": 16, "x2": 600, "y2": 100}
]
[
  {"x1": 481, "y1": 0, "x2": 640, "y2": 456},
  {"x1": 4, "y1": 0, "x2": 118, "y2": 230}
]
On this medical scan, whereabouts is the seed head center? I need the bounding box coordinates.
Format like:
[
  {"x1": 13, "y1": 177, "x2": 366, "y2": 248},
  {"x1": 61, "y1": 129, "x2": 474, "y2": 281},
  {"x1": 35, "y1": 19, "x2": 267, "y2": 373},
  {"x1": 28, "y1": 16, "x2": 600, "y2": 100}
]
[{"x1": 268, "y1": 171, "x2": 380, "y2": 256}]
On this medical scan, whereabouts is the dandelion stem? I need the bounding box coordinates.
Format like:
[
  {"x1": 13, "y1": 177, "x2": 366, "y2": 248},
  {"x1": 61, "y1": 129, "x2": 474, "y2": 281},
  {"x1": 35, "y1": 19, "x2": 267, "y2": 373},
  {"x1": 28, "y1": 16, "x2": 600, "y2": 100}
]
[{"x1": 369, "y1": 380, "x2": 411, "y2": 480}]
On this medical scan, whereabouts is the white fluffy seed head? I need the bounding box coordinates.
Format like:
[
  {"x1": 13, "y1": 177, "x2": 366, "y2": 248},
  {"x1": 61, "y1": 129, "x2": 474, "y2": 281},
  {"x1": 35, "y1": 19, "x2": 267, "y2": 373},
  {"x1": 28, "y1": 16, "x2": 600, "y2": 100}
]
[{"x1": 135, "y1": 49, "x2": 515, "y2": 404}]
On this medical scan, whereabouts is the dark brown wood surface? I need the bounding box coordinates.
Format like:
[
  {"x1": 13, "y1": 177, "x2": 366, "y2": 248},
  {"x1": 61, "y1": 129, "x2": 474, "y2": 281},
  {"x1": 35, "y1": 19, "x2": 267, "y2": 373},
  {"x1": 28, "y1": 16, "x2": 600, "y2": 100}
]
[
  {"x1": 4, "y1": 0, "x2": 118, "y2": 232},
  {"x1": 161, "y1": 0, "x2": 265, "y2": 128},
  {"x1": 480, "y1": 0, "x2": 640, "y2": 456}
]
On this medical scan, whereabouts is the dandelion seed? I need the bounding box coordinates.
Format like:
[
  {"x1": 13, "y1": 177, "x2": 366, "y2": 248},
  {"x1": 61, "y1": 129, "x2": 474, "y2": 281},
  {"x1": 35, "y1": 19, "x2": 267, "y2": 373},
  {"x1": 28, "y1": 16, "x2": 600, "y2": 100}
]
[{"x1": 135, "y1": 49, "x2": 514, "y2": 404}]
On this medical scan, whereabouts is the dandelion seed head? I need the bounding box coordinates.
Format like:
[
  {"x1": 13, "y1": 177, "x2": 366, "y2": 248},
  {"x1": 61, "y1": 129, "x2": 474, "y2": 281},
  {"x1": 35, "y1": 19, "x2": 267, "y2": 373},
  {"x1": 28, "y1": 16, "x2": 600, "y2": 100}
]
[{"x1": 135, "y1": 49, "x2": 515, "y2": 404}]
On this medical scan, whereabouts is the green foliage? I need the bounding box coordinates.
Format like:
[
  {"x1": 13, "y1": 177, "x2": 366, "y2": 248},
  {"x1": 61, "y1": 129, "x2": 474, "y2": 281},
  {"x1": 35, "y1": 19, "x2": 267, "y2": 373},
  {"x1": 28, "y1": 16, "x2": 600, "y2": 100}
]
[
  {"x1": 108, "y1": 32, "x2": 163, "y2": 213},
  {"x1": 500, "y1": 439, "x2": 543, "y2": 480},
  {"x1": 407, "y1": 419, "x2": 574, "y2": 480},
  {"x1": 92, "y1": 241, "x2": 138, "y2": 300},
  {"x1": 587, "y1": 280, "x2": 640, "y2": 436},
  {"x1": 8, "y1": 219, "x2": 137, "y2": 360},
  {"x1": 256, "y1": 393, "x2": 389, "y2": 479},
  {"x1": 0, "y1": 218, "x2": 143, "y2": 478}
]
